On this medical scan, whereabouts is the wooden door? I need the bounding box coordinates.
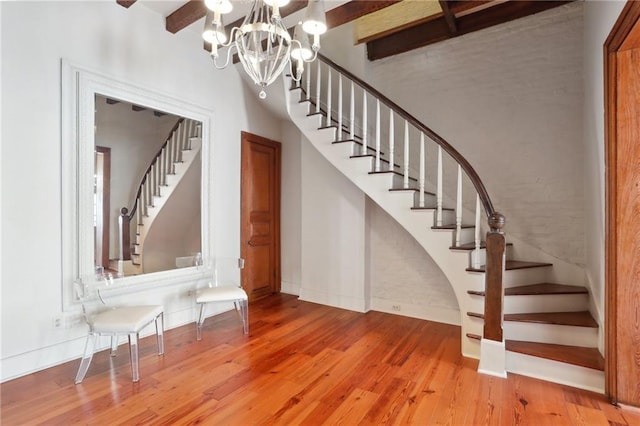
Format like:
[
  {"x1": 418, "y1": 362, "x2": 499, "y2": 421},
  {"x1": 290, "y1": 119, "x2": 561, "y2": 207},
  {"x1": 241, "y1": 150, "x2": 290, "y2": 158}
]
[
  {"x1": 240, "y1": 132, "x2": 281, "y2": 302},
  {"x1": 605, "y1": 1, "x2": 640, "y2": 407}
]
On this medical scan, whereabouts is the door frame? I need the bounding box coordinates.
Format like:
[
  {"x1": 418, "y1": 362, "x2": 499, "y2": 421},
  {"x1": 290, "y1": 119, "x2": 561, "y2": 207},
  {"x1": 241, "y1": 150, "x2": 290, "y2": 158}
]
[
  {"x1": 240, "y1": 131, "x2": 282, "y2": 299},
  {"x1": 95, "y1": 146, "x2": 111, "y2": 268},
  {"x1": 604, "y1": 0, "x2": 640, "y2": 404}
]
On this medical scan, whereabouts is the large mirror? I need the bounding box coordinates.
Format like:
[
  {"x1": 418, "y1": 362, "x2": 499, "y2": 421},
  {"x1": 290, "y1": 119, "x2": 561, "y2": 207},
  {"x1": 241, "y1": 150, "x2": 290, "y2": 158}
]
[{"x1": 61, "y1": 60, "x2": 213, "y2": 309}]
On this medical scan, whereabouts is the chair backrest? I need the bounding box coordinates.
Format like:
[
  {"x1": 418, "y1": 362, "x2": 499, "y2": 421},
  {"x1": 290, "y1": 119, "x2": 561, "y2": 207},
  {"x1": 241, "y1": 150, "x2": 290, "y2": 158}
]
[
  {"x1": 74, "y1": 274, "x2": 113, "y2": 329},
  {"x1": 208, "y1": 257, "x2": 243, "y2": 288}
]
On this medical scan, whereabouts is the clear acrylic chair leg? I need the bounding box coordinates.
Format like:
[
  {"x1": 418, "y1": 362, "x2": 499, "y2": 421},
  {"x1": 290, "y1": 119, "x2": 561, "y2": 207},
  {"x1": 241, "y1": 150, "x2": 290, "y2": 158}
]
[
  {"x1": 196, "y1": 303, "x2": 207, "y2": 341},
  {"x1": 110, "y1": 335, "x2": 119, "y2": 357},
  {"x1": 128, "y1": 333, "x2": 140, "y2": 382},
  {"x1": 75, "y1": 333, "x2": 97, "y2": 384},
  {"x1": 239, "y1": 299, "x2": 249, "y2": 335},
  {"x1": 156, "y1": 313, "x2": 165, "y2": 355}
]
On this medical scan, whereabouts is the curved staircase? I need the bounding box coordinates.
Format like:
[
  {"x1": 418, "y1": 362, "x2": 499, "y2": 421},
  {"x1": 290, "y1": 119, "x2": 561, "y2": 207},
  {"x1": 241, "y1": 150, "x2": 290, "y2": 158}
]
[
  {"x1": 115, "y1": 118, "x2": 202, "y2": 275},
  {"x1": 283, "y1": 55, "x2": 603, "y2": 392}
]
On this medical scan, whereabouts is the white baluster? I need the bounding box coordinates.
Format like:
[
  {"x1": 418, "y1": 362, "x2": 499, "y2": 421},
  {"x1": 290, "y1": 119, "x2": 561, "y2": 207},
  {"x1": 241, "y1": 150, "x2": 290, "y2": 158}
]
[
  {"x1": 361, "y1": 91, "x2": 368, "y2": 155},
  {"x1": 338, "y1": 74, "x2": 343, "y2": 141},
  {"x1": 455, "y1": 165, "x2": 463, "y2": 246},
  {"x1": 403, "y1": 120, "x2": 409, "y2": 189},
  {"x1": 388, "y1": 111, "x2": 395, "y2": 171},
  {"x1": 306, "y1": 62, "x2": 311, "y2": 100},
  {"x1": 349, "y1": 81, "x2": 355, "y2": 140},
  {"x1": 375, "y1": 100, "x2": 381, "y2": 171},
  {"x1": 326, "y1": 69, "x2": 332, "y2": 127},
  {"x1": 436, "y1": 146, "x2": 443, "y2": 226},
  {"x1": 419, "y1": 133, "x2": 425, "y2": 207},
  {"x1": 316, "y1": 61, "x2": 321, "y2": 114},
  {"x1": 474, "y1": 194, "x2": 481, "y2": 269}
]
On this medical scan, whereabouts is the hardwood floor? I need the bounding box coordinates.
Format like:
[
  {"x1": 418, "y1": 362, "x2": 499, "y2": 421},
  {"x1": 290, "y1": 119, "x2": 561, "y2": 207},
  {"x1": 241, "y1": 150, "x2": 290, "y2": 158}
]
[{"x1": 2, "y1": 294, "x2": 638, "y2": 425}]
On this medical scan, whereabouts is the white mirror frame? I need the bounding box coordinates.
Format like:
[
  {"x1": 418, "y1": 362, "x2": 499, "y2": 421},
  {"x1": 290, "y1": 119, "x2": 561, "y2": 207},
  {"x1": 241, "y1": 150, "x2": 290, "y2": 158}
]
[{"x1": 61, "y1": 59, "x2": 213, "y2": 310}]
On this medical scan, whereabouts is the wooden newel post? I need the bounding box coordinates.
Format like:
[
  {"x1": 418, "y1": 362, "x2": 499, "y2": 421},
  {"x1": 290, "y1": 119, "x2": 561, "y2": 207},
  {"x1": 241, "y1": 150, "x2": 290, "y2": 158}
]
[
  {"x1": 119, "y1": 207, "x2": 131, "y2": 261},
  {"x1": 483, "y1": 212, "x2": 506, "y2": 342}
]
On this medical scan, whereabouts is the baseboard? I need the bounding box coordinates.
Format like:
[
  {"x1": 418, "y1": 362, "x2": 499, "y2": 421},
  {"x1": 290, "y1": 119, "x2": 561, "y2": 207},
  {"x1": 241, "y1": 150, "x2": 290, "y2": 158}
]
[
  {"x1": 370, "y1": 298, "x2": 460, "y2": 326},
  {"x1": 298, "y1": 287, "x2": 367, "y2": 313}
]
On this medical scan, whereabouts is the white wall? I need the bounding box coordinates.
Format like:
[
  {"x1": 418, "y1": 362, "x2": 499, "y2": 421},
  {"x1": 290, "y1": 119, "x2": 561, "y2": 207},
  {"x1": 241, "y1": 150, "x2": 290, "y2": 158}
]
[
  {"x1": 582, "y1": 0, "x2": 626, "y2": 346},
  {"x1": 299, "y1": 138, "x2": 368, "y2": 311},
  {"x1": 0, "y1": 1, "x2": 281, "y2": 381},
  {"x1": 367, "y1": 199, "x2": 459, "y2": 323}
]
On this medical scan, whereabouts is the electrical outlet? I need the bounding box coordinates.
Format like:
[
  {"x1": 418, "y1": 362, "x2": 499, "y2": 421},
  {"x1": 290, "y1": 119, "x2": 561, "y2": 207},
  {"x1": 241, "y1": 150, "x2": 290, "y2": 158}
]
[{"x1": 392, "y1": 304, "x2": 401, "y2": 311}]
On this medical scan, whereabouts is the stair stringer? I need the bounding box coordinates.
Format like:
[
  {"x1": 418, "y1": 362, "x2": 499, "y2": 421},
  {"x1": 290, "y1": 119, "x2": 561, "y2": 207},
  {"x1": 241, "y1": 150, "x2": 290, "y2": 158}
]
[
  {"x1": 132, "y1": 137, "x2": 202, "y2": 273},
  {"x1": 286, "y1": 86, "x2": 486, "y2": 360}
]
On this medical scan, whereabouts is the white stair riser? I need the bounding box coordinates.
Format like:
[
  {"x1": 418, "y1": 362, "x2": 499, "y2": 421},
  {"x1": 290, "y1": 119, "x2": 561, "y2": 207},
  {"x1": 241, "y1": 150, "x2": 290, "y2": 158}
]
[
  {"x1": 504, "y1": 322, "x2": 598, "y2": 347},
  {"x1": 503, "y1": 267, "x2": 552, "y2": 287},
  {"x1": 506, "y1": 351, "x2": 604, "y2": 393},
  {"x1": 504, "y1": 293, "x2": 589, "y2": 314}
]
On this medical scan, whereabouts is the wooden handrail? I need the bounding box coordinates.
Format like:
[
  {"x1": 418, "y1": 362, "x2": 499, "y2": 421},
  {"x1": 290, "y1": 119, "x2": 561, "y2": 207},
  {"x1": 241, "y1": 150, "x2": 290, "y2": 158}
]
[
  {"x1": 317, "y1": 53, "x2": 496, "y2": 221},
  {"x1": 316, "y1": 53, "x2": 506, "y2": 343}
]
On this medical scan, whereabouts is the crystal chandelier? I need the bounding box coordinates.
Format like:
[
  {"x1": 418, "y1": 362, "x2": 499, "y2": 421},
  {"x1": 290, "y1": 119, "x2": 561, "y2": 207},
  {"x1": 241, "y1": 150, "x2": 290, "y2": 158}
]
[{"x1": 203, "y1": 0, "x2": 327, "y2": 99}]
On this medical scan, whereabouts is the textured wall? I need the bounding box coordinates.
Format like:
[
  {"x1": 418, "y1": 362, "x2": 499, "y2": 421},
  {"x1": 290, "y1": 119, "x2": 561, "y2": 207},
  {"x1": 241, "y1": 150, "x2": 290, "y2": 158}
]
[{"x1": 364, "y1": 3, "x2": 585, "y2": 267}]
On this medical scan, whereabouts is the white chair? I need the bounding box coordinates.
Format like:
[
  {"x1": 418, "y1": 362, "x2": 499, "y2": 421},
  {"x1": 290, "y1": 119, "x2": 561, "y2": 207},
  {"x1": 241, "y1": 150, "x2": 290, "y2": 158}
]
[
  {"x1": 195, "y1": 259, "x2": 249, "y2": 340},
  {"x1": 74, "y1": 278, "x2": 164, "y2": 383}
]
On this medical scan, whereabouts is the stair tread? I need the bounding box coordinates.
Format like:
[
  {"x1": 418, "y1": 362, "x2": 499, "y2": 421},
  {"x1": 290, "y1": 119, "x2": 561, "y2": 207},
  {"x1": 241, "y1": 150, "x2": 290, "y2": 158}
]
[
  {"x1": 411, "y1": 206, "x2": 454, "y2": 211},
  {"x1": 506, "y1": 340, "x2": 604, "y2": 371},
  {"x1": 369, "y1": 170, "x2": 418, "y2": 182},
  {"x1": 468, "y1": 282, "x2": 588, "y2": 297},
  {"x1": 506, "y1": 311, "x2": 598, "y2": 327},
  {"x1": 467, "y1": 310, "x2": 598, "y2": 327},
  {"x1": 467, "y1": 333, "x2": 481, "y2": 341},
  {"x1": 466, "y1": 260, "x2": 553, "y2": 272},
  {"x1": 389, "y1": 187, "x2": 436, "y2": 196},
  {"x1": 350, "y1": 154, "x2": 401, "y2": 169},
  {"x1": 432, "y1": 224, "x2": 475, "y2": 230},
  {"x1": 450, "y1": 241, "x2": 514, "y2": 250}
]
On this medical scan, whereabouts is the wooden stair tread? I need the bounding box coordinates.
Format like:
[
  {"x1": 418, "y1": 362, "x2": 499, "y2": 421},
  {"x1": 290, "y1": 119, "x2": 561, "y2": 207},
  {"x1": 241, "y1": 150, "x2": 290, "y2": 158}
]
[
  {"x1": 506, "y1": 340, "x2": 604, "y2": 371},
  {"x1": 506, "y1": 311, "x2": 598, "y2": 327},
  {"x1": 432, "y1": 224, "x2": 475, "y2": 230},
  {"x1": 467, "y1": 311, "x2": 598, "y2": 327},
  {"x1": 466, "y1": 260, "x2": 552, "y2": 272},
  {"x1": 411, "y1": 206, "x2": 454, "y2": 211},
  {"x1": 389, "y1": 187, "x2": 435, "y2": 196},
  {"x1": 467, "y1": 333, "x2": 481, "y2": 341},
  {"x1": 369, "y1": 170, "x2": 418, "y2": 182},
  {"x1": 450, "y1": 241, "x2": 513, "y2": 250},
  {"x1": 468, "y1": 282, "x2": 588, "y2": 297}
]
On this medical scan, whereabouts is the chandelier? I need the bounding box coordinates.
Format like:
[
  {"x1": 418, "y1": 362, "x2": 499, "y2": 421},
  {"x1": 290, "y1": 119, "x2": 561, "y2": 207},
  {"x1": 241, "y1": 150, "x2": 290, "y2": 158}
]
[{"x1": 203, "y1": 0, "x2": 327, "y2": 99}]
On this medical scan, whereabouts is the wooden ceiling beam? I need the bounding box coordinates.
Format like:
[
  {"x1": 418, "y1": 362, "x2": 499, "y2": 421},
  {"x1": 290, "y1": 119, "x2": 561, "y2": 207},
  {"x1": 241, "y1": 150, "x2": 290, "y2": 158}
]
[
  {"x1": 166, "y1": 0, "x2": 207, "y2": 34},
  {"x1": 224, "y1": 1, "x2": 308, "y2": 36},
  {"x1": 367, "y1": 0, "x2": 573, "y2": 61},
  {"x1": 439, "y1": 0, "x2": 458, "y2": 35},
  {"x1": 116, "y1": 0, "x2": 137, "y2": 8}
]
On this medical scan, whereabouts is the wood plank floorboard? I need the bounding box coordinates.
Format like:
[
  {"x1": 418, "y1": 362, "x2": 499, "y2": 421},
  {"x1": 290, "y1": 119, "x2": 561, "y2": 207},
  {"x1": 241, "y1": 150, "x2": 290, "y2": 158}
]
[{"x1": 1, "y1": 293, "x2": 638, "y2": 425}]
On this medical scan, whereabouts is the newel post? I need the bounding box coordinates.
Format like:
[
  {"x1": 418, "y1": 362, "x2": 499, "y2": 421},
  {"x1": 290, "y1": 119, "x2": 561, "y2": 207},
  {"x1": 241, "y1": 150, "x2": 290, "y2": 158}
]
[
  {"x1": 119, "y1": 207, "x2": 131, "y2": 261},
  {"x1": 478, "y1": 212, "x2": 507, "y2": 378}
]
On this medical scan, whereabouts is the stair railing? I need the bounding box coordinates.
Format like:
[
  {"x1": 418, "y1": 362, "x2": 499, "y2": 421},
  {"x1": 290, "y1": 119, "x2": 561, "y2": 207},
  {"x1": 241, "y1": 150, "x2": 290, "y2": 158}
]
[
  {"x1": 302, "y1": 54, "x2": 507, "y2": 343},
  {"x1": 119, "y1": 118, "x2": 197, "y2": 262}
]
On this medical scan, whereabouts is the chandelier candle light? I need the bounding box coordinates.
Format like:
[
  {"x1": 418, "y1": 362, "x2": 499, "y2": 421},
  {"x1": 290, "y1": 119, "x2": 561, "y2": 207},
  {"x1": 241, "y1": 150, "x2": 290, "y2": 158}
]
[{"x1": 203, "y1": 0, "x2": 327, "y2": 99}]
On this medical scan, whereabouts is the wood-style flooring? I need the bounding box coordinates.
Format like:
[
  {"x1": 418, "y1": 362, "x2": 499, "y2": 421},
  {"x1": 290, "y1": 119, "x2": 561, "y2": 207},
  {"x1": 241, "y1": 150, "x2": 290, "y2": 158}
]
[{"x1": 1, "y1": 294, "x2": 638, "y2": 425}]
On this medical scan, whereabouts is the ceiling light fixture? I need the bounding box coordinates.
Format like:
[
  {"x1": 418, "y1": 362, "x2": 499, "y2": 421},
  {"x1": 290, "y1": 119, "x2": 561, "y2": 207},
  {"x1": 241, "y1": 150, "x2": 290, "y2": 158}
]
[{"x1": 203, "y1": 0, "x2": 326, "y2": 99}]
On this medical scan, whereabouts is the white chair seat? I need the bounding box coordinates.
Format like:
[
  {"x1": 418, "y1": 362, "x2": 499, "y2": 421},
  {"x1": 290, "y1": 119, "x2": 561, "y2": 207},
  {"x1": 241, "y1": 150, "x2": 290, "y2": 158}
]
[
  {"x1": 196, "y1": 285, "x2": 248, "y2": 339},
  {"x1": 92, "y1": 305, "x2": 164, "y2": 333},
  {"x1": 196, "y1": 287, "x2": 248, "y2": 303}
]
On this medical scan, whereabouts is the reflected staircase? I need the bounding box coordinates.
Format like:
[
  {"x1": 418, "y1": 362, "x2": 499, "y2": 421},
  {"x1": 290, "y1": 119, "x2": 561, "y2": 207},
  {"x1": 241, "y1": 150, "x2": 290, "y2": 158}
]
[{"x1": 113, "y1": 118, "x2": 202, "y2": 276}]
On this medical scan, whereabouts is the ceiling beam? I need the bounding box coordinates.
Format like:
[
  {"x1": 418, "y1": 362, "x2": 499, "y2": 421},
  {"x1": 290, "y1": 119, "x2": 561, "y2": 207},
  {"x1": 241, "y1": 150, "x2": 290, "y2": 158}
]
[
  {"x1": 439, "y1": 0, "x2": 458, "y2": 35},
  {"x1": 166, "y1": 0, "x2": 207, "y2": 34},
  {"x1": 366, "y1": 0, "x2": 573, "y2": 61},
  {"x1": 116, "y1": 0, "x2": 137, "y2": 8},
  {"x1": 224, "y1": 1, "x2": 308, "y2": 36}
]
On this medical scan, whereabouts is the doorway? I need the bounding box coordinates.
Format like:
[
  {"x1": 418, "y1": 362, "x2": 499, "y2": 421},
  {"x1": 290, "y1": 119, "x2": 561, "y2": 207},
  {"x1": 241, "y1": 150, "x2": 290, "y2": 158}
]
[
  {"x1": 240, "y1": 131, "x2": 281, "y2": 302},
  {"x1": 604, "y1": 1, "x2": 640, "y2": 407}
]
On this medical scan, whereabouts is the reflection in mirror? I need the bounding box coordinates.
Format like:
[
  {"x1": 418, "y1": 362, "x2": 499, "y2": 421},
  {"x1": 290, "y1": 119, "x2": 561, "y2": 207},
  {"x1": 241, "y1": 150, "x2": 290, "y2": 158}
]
[{"x1": 94, "y1": 95, "x2": 202, "y2": 277}]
